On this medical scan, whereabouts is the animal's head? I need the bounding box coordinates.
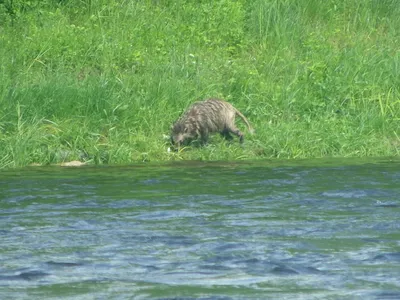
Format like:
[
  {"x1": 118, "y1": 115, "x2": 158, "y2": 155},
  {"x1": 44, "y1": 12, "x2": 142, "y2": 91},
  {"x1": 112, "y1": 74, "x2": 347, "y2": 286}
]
[{"x1": 170, "y1": 123, "x2": 192, "y2": 147}]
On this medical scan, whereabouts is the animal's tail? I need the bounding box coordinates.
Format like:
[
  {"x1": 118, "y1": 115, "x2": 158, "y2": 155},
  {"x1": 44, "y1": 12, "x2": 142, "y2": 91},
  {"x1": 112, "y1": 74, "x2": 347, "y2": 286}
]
[{"x1": 234, "y1": 108, "x2": 254, "y2": 134}]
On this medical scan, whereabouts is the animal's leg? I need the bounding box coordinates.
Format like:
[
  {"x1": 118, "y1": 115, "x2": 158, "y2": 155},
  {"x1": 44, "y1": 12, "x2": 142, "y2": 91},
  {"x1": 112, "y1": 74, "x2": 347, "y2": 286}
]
[
  {"x1": 220, "y1": 128, "x2": 234, "y2": 141},
  {"x1": 200, "y1": 134, "x2": 209, "y2": 145},
  {"x1": 199, "y1": 129, "x2": 209, "y2": 145},
  {"x1": 226, "y1": 125, "x2": 244, "y2": 143}
]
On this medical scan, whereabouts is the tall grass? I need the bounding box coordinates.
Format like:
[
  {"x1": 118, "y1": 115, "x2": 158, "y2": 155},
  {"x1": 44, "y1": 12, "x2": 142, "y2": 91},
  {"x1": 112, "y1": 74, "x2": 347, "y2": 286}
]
[{"x1": 0, "y1": 0, "x2": 399, "y2": 168}]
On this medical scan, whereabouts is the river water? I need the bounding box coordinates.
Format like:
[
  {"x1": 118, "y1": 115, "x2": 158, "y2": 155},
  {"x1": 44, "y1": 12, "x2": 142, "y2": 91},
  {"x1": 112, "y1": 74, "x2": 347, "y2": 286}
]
[{"x1": 1, "y1": 158, "x2": 399, "y2": 299}]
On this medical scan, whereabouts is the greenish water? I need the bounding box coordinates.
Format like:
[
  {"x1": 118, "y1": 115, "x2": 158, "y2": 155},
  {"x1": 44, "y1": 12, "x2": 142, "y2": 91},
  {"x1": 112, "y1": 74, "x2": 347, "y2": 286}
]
[{"x1": 1, "y1": 159, "x2": 400, "y2": 299}]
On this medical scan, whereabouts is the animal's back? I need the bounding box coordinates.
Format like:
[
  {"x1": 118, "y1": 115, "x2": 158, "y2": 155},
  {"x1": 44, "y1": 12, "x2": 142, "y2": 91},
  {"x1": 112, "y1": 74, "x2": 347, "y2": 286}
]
[{"x1": 197, "y1": 98, "x2": 236, "y2": 128}]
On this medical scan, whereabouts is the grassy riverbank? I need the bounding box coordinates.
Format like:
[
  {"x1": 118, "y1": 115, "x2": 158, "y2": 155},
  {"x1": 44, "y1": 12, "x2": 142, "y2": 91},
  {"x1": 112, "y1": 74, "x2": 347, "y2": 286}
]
[{"x1": 1, "y1": 0, "x2": 399, "y2": 168}]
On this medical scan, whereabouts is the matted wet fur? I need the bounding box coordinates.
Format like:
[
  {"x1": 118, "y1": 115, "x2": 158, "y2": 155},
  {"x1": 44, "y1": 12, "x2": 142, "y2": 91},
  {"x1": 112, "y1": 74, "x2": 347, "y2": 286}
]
[{"x1": 171, "y1": 98, "x2": 254, "y2": 147}]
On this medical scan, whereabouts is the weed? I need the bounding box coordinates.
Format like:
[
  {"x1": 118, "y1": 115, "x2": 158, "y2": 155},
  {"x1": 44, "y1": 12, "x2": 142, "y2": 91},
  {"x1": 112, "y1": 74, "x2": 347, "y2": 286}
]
[{"x1": 0, "y1": 0, "x2": 399, "y2": 167}]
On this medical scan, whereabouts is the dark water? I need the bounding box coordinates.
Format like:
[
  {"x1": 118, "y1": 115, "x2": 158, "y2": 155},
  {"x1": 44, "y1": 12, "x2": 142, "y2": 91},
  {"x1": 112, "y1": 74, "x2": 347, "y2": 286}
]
[{"x1": 1, "y1": 158, "x2": 400, "y2": 299}]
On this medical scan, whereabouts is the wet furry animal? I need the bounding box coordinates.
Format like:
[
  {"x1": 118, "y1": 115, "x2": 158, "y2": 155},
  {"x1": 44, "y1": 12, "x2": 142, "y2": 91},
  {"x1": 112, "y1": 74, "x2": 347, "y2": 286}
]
[{"x1": 171, "y1": 98, "x2": 253, "y2": 147}]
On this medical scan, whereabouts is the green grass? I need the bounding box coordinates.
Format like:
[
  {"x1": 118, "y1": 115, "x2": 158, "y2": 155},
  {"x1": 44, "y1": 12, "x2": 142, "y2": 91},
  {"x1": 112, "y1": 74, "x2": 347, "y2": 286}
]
[{"x1": 0, "y1": 0, "x2": 399, "y2": 168}]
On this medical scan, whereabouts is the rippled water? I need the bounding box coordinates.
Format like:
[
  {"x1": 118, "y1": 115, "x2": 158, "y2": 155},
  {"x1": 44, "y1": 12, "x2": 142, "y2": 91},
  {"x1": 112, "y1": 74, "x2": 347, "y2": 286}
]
[{"x1": 1, "y1": 158, "x2": 400, "y2": 299}]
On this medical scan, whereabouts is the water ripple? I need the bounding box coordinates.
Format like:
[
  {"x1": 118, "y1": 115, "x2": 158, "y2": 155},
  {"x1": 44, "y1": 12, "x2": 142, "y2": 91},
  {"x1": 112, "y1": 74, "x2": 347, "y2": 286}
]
[{"x1": 0, "y1": 160, "x2": 399, "y2": 299}]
